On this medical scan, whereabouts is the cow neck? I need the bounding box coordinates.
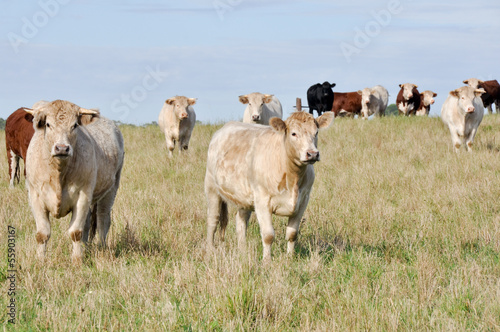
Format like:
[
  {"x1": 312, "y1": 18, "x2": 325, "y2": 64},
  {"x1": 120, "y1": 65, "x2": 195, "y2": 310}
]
[
  {"x1": 284, "y1": 153, "x2": 308, "y2": 187},
  {"x1": 48, "y1": 153, "x2": 74, "y2": 181}
]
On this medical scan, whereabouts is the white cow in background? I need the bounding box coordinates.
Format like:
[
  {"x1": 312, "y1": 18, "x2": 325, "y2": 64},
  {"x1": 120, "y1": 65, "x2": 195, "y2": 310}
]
[
  {"x1": 441, "y1": 86, "x2": 485, "y2": 152},
  {"x1": 358, "y1": 85, "x2": 389, "y2": 119},
  {"x1": 240, "y1": 92, "x2": 283, "y2": 125},
  {"x1": 158, "y1": 96, "x2": 197, "y2": 157}
]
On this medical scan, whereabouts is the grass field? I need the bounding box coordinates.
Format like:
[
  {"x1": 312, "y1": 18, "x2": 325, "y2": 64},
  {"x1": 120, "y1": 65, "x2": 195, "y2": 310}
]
[{"x1": 1, "y1": 114, "x2": 500, "y2": 331}]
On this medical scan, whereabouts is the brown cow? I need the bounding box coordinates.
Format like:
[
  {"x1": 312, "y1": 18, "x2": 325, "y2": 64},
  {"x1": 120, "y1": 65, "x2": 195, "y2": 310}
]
[
  {"x1": 463, "y1": 78, "x2": 500, "y2": 114},
  {"x1": 5, "y1": 107, "x2": 35, "y2": 188},
  {"x1": 396, "y1": 83, "x2": 421, "y2": 116},
  {"x1": 331, "y1": 91, "x2": 362, "y2": 117}
]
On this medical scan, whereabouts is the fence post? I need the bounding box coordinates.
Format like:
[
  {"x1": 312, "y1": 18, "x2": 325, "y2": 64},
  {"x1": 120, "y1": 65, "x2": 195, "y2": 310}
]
[{"x1": 296, "y1": 98, "x2": 302, "y2": 112}]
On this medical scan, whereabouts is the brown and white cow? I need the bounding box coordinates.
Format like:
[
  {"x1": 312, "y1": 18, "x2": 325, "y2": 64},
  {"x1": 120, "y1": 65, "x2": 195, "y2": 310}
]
[
  {"x1": 205, "y1": 111, "x2": 334, "y2": 261},
  {"x1": 158, "y1": 96, "x2": 196, "y2": 157},
  {"x1": 396, "y1": 83, "x2": 421, "y2": 116},
  {"x1": 240, "y1": 92, "x2": 283, "y2": 125},
  {"x1": 463, "y1": 78, "x2": 500, "y2": 114},
  {"x1": 5, "y1": 108, "x2": 35, "y2": 187},
  {"x1": 25, "y1": 100, "x2": 124, "y2": 263},
  {"x1": 441, "y1": 86, "x2": 485, "y2": 152},
  {"x1": 415, "y1": 90, "x2": 437, "y2": 116},
  {"x1": 331, "y1": 91, "x2": 362, "y2": 117}
]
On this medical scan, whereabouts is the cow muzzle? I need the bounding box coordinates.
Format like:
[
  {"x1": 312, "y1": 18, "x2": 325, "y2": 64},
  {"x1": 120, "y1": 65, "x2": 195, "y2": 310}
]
[
  {"x1": 180, "y1": 112, "x2": 189, "y2": 119},
  {"x1": 305, "y1": 150, "x2": 320, "y2": 163},
  {"x1": 52, "y1": 144, "x2": 72, "y2": 158},
  {"x1": 251, "y1": 115, "x2": 261, "y2": 122},
  {"x1": 466, "y1": 107, "x2": 475, "y2": 113}
]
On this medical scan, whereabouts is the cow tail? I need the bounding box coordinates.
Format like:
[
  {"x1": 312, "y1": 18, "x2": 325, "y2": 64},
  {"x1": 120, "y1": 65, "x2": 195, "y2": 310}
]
[
  {"x1": 219, "y1": 201, "x2": 228, "y2": 242},
  {"x1": 88, "y1": 204, "x2": 98, "y2": 242}
]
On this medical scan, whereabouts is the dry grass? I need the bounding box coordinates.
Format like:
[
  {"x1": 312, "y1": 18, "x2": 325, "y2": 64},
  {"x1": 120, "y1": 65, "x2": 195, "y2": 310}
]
[{"x1": 1, "y1": 115, "x2": 500, "y2": 331}]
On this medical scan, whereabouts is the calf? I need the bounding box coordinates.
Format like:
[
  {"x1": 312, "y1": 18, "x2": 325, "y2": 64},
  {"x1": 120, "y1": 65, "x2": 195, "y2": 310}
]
[
  {"x1": 5, "y1": 108, "x2": 34, "y2": 187},
  {"x1": 240, "y1": 92, "x2": 283, "y2": 125},
  {"x1": 26, "y1": 100, "x2": 124, "y2": 263},
  {"x1": 205, "y1": 111, "x2": 334, "y2": 261},
  {"x1": 396, "y1": 83, "x2": 421, "y2": 116},
  {"x1": 441, "y1": 86, "x2": 485, "y2": 152},
  {"x1": 158, "y1": 96, "x2": 197, "y2": 157},
  {"x1": 463, "y1": 78, "x2": 500, "y2": 114},
  {"x1": 331, "y1": 91, "x2": 362, "y2": 117},
  {"x1": 415, "y1": 91, "x2": 437, "y2": 116},
  {"x1": 307, "y1": 81, "x2": 336, "y2": 116},
  {"x1": 358, "y1": 85, "x2": 389, "y2": 119}
]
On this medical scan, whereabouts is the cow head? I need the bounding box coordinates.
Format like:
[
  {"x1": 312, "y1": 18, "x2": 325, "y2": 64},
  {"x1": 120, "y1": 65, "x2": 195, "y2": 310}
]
[
  {"x1": 421, "y1": 91, "x2": 437, "y2": 106},
  {"x1": 449, "y1": 86, "x2": 486, "y2": 114},
  {"x1": 269, "y1": 111, "x2": 334, "y2": 166},
  {"x1": 239, "y1": 92, "x2": 273, "y2": 123},
  {"x1": 399, "y1": 83, "x2": 418, "y2": 99},
  {"x1": 25, "y1": 100, "x2": 99, "y2": 159},
  {"x1": 321, "y1": 82, "x2": 336, "y2": 96},
  {"x1": 358, "y1": 87, "x2": 374, "y2": 118},
  {"x1": 166, "y1": 96, "x2": 196, "y2": 120},
  {"x1": 463, "y1": 78, "x2": 485, "y2": 89}
]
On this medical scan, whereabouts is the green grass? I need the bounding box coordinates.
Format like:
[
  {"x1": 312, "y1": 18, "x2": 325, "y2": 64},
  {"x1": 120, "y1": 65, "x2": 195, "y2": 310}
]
[{"x1": 1, "y1": 115, "x2": 500, "y2": 331}]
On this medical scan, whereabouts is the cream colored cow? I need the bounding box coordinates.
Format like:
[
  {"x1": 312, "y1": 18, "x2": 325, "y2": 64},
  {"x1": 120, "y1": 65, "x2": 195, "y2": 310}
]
[
  {"x1": 205, "y1": 111, "x2": 334, "y2": 261},
  {"x1": 358, "y1": 85, "x2": 389, "y2": 119},
  {"x1": 441, "y1": 86, "x2": 485, "y2": 152},
  {"x1": 415, "y1": 90, "x2": 437, "y2": 116},
  {"x1": 25, "y1": 100, "x2": 124, "y2": 263},
  {"x1": 158, "y1": 96, "x2": 197, "y2": 157},
  {"x1": 240, "y1": 92, "x2": 283, "y2": 125}
]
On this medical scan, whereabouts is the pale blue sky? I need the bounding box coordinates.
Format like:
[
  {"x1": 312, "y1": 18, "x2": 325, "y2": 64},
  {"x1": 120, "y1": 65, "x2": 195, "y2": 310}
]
[{"x1": 1, "y1": 0, "x2": 499, "y2": 124}]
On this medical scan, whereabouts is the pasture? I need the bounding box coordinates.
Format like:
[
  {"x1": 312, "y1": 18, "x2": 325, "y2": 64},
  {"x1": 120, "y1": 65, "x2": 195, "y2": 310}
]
[{"x1": 1, "y1": 114, "x2": 500, "y2": 330}]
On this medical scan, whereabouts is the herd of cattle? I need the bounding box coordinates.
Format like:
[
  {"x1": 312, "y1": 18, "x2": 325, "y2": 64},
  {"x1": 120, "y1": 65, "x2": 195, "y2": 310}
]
[{"x1": 3, "y1": 77, "x2": 500, "y2": 263}]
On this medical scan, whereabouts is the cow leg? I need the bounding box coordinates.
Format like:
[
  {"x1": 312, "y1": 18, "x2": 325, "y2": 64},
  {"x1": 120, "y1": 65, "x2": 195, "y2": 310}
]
[
  {"x1": 165, "y1": 137, "x2": 175, "y2": 157},
  {"x1": 465, "y1": 129, "x2": 478, "y2": 152},
  {"x1": 495, "y1": 100, "x2": 500, "y2": 114},
  {"x1": 254, "y1": 200, "x2": 274, "y2": 261},
  {"x1": 68, "y1": 192, "x2": 92, "y2": 264},
  {"x1": 487, "y1": 103, "x2": 493, "y2": 114},
  {"x1": 28, "y1": 187, "x2": 51, "y2": 260},
  {"x1": 236, "y1": 209, "x2": 251, "y2": 250},
  {"x1": 206, "y1": 190, "x2": 224, "y2": 248},
  {"x1": 286, "y1": 196, "x2": 309, "y2": 256},
  {"x1": 8, "y1": 150, "x2": 20, "y2": 188},
  {"x1": 449, "y1": 130, "x2": 462, "y2": 152}
]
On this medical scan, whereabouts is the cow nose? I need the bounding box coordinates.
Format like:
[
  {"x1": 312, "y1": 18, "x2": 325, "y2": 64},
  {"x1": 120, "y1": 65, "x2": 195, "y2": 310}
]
[
  {"x1": 306, "y1": 150, "x2": 319, "y2": 161},
  {"x1": 467, "y1": 107, "x2": 475, "y2": 113},
  {"x1": 252, "y1": 115, "x2": 260, "y2": 121},
  {"x1": 431, "y1": 99, "x2": 435, "y2": 104},
  {"x1": 54, "y1": 144, "x2": 71, "y2": 156},
  {"x1": 180, "y1": 113, "x2": 188, "y2": 119}
]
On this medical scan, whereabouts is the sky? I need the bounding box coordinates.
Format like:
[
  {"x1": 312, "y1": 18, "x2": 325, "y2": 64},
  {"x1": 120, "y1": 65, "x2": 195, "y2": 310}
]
[{"x1": 1, "y1": 0, "x2": 499, "y2": 124}]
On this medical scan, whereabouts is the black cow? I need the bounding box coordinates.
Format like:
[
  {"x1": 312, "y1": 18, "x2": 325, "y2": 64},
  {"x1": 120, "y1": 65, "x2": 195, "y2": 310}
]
[{"x1": 307, "y1": 81, "x2": 336, "y2": 116}]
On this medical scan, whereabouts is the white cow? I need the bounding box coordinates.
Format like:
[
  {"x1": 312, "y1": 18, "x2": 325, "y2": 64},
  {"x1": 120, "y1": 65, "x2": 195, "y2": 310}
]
[
  {"x1": 158, "y1": 96, "x2": 196, "y2": 157},
  {"x1": 25, "y1": 100, "x2": 124, "y2": 263},
  {"x1": 415, "y1": 90, "x2": 437, "y2": 116},
  {"x1": 240, "y1": 92, "x2": 283, "y2": 125},
  {"x1": 358, "y1": 85, "x2": 389, "y2": 119},
  {"x1": 205, "y1": 111, "x2": 334, "y2": 261},
  {"x1": 441, "y1": 86, "x2": 485, "y2": 152}
]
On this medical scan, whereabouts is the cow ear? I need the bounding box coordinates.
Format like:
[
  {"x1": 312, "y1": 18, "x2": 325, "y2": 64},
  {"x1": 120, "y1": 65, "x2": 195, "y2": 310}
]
[
  {"x1": 33, "y1": 112, "x2": 46, "y2": 129},
  {"x1": 330, "y1": 83, "x2": 336, "y2": 88},
  {"x1": 414, "y1": 84, "x2": 418, "y2": 89},
  {"x1": 357, "y1": 90, "x2": 363, "y2": 95},
  {"x1": 433, "y1": 93, "x2": 437, "y2": 97},
  {"x1": 449, "y1": 89, "x2": 459, "y2": 98},
  {"x1": 316, "y1": 112, "x2": 334, "y2": 130},
  {"x1": 263, "y1": 94, "x2": 273, "y2": 103},
  {"x1": 187, "y1": 98, "x2": 197, "y2": 106},
  {"x1": 399, "y1": 84, "x2": 403, "y2": 88},
  {"x1": 270, "y1": 117, "x2": 286, "y2": 132},
  {"x1": 478, "y1": 80, "x2": 485, "y2": 84},
  {"x1": 239, "y1": 95, "x2": 249, "y2": 104},
  {"x1": 166, "y1": 98, "x2": 175, "y2": 105},
  {"x1": 475, "y1": 88, "x2": 486, "y2": 97},
  {"x1": 78, "y1": 108, "x2": 100, "y2": 126},
  {"x1": 23, "y1": 109, "x2": 34, "y2": 122},
  {"x1": 463, "y1": 80, "x2": 469, "y2": 84}
]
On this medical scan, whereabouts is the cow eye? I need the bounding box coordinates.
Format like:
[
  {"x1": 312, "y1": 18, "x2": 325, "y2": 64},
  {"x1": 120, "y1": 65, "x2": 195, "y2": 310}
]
[
  {"x1": 46, "y1": 122, "x2": 50, "y2": 128},
  {"x1": 72, "y1": 123, "x2": 79, "y2": 130},
  {"x1": 291, "y1": 132, "x2": 297, "y2": 137}
]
